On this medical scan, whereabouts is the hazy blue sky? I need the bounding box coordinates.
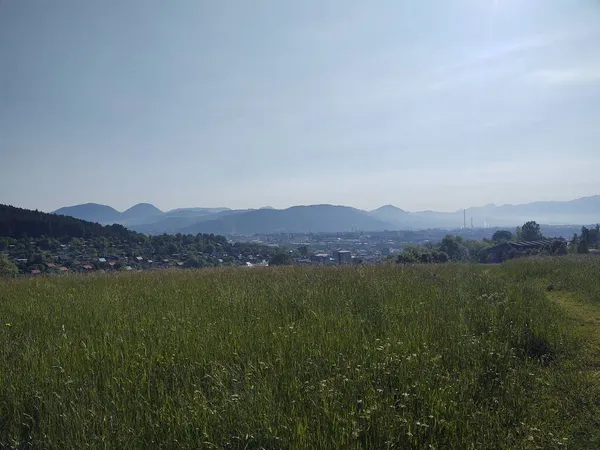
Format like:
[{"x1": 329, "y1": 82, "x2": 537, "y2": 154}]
[{"x1": 2, "y1": 0, "x2": 600, "y2": 212}]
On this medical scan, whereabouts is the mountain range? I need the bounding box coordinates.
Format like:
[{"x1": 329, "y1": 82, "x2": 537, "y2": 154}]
[{"x1": 52, "y1": 195, "x2": 600, "y2": 235}]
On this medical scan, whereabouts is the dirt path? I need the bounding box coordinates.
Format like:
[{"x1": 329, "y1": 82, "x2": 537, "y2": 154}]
[{"x1": 548, "y1": 291, "x2": 600, "y2": 380}]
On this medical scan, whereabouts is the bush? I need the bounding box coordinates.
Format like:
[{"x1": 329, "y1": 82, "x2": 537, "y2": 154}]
[{"x1": 0, "y1": 255, "x2": 18, "y2": 277}]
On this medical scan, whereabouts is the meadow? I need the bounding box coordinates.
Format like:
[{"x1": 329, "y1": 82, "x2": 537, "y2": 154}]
[{"x1": 1, "y1": 258, "x2": 599, "y2": 449}]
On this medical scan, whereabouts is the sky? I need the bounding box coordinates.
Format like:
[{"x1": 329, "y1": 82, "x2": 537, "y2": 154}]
[{"x1": 1, "y1": 0, "x2": 600, "y2": 213}]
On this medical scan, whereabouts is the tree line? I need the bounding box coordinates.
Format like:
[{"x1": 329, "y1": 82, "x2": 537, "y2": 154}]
[
  {"x1": 395, "y1": 221, "x2": 595, "y2": 265},
  {"x1": 570, "y1": 225, "x2": 600, "y2": 254}
]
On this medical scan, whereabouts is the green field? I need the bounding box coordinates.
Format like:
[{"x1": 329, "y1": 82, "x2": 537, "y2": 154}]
[{"x1": 1, "y1": 258, "x2": 599, "y2": 449}]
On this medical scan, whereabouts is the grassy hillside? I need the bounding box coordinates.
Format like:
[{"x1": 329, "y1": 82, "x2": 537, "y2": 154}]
[{"x1": 1, "y1": 259, "x2": 599, "y2": 448}]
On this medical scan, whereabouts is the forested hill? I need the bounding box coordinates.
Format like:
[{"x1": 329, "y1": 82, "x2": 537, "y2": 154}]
[
  {"x1": 0, "y1": 204, "x2": 279, "y2": 275},
  {"x1": 0, "y1": 204, "x2": 135, "y2": 239}
]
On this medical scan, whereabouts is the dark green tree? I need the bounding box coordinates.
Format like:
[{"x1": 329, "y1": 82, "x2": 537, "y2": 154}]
[
  {"x1": 396, "y1": 249, "x2": 419, "y2": 264},
  {"x1": 269, "y1": 253, "x2": 293, "y2": 266},
  {"x1": 439, "y1": 236, "x2": 469, "y2": 261},
  {"x1": 419, "y1": 252, "x2": 433, "y2": 264},
  {"x1": 184, "y1": 258, "x2": 201, "y2": 268},
  {"x1": 581, "y1": 226, "x2": 590, "y2": 245},
  {"x1": 543, "y1": 240, "x2": 567, "y2": 256},
  {"x1": 0, "y1": 255, "x2": 18, "y2": 276},
  {"x1": 492, "y1": 230, "x2": 513, "y2": 242},
  {"x1": 577, "y1": 239, "x2": 589, "y2": 254},
  {"x1": 29, "y1": 253, "x2": 44, "y2": 265},
  {"x1": 433, "y1": 251, "x2": 450, "y2": 263},
  {"x1": 517, "y1": 221, "x2": 543, "y2": 241},
  {"x1": 590, "y1": 225, "x2": 600, "y2": 248}
]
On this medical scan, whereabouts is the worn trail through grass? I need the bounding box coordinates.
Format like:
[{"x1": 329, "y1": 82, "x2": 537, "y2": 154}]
[{"x1": 548, "y1": 291, "x2": 600, "y2": 379}]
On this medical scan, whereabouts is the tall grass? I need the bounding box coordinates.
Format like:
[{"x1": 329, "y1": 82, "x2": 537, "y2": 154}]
[
  {"x1": 0, "y1": 262, "x2": 596, "y2": 448},
  {"x1": 500, "y1": 255, "x2": 600, "y2": 301}
]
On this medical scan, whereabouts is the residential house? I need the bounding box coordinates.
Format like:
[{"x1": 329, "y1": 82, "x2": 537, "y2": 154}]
[{"x1": 311, "y1": 253, "x2": 330, "y2": 264}]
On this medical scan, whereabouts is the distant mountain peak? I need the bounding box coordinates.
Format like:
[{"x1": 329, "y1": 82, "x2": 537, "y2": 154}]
[
  {"x1": 53, "y1": 203, "x2": 121, "y2": 224},
  {"x1": 50, "y1": 194, "x2": 600, "y2": 234},
  {"x1": 128, "y1": 202, "x2": 160, "y2": 209},
  {"x1": 180, "y1": 204, "x2": 395, "y2": 235},
  {"x1": 123, "y1": 203, "x2": 162, "y2": 215},
  {"x1": 54, "y1": 202, "x2": 113, "y2": 211},
  {"x1": 373, "y1": 204, "x2": 406, "y2": 213}
]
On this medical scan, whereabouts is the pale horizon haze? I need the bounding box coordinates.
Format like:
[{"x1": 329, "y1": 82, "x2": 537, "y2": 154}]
[{"x1": 2, "y1": 0, "x2": 600, "y2": 213}]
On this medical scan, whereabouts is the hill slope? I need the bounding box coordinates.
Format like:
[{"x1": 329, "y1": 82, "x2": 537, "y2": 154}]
[
  {"x1": 53, "y1": 203, "x2": 231, "y2": 229},
  {"x1": 121, "y1": 203, "x2": 163, "y2": 220},
  {"x1": 464, "y1": 195, "x2": 600, "y2": 226},
  {"x1": 182, "y1": 205, "x2": 395, "y2": 235},
  {"x1": 131, "y1": 209, "x2": 249, "y2": 234},
  {"x1": 54, "y1": 203, "x2": 122, "y2": 224},
  {"x1": 368, "y1": 205, "x2": 438, "y2": 229},
  {"x1": 53, "y1": 195, "x2": 600, "y2": 234},
  {"x1": 371, "y1": 195, "x2": 600, "y2": 229},
  {"x1": 1, "y1": 204, "x2": 134, "y2": 239}
]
